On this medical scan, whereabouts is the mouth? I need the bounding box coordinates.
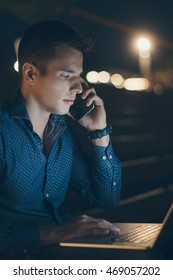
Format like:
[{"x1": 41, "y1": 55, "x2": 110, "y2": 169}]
[{"x1": 63, "y1": 99, "x2": 75, "y2": 106}]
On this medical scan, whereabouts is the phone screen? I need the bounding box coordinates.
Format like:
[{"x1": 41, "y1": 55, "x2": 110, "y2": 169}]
[{"x1": 69, "y1": 81, "x2": 95, "y2": 121}]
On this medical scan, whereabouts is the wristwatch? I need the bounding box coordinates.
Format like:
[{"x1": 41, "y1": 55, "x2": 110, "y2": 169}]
[{"x1": 88, "y1": 124, "x2": 112, "y2": 139}]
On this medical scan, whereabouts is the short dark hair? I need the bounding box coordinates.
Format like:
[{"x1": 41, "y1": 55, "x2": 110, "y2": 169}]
[{"x1": 18, "y1": 20, "x2": 91, "y2": 83}]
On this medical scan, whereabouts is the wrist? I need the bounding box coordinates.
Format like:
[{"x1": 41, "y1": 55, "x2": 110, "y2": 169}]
[{"x1": 90, "y1": 134, "x2": 110, "y2": 147}]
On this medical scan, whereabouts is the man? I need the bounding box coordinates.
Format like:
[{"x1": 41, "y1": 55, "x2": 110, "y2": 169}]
[{"x1": 0, "y1": 20, "x2": 121, "y2": 259}]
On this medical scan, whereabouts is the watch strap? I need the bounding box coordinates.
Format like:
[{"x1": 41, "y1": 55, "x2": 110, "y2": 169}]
[{"x1": 88, "y1": 124, "x2": 112, "y2": 139}]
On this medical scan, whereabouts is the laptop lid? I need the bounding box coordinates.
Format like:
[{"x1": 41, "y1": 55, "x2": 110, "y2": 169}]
[{"x1": 153, "y1": 203, "x2": 173, "y2": 248}]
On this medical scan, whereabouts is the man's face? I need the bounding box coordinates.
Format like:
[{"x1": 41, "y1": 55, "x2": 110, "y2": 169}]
[{"x1": 31, "y1": 45, "x2": 84, "y2": 115}]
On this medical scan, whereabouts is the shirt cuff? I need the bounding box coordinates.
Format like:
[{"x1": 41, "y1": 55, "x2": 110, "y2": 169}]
[{"x1": 90, "y1": 142, "x2": 117, "y2": 165}]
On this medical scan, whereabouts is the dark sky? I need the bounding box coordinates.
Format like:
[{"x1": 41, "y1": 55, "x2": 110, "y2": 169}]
[
  {"x1": 58, "y1": 0, "x2": 173, "y2": 73},
  {"x1": 69, "y1": 0, "x2": 173, "y2": 41},
  {"x1": 1, "y1": 0, "x2": 173, "y2": 88}
]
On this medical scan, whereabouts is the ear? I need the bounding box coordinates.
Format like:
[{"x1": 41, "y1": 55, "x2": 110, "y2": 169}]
[{"x1": 22, "y1": 63, "x2": 38, "y2": 85}]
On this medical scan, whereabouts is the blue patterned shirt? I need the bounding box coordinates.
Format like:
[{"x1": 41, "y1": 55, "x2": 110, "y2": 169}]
[{"x1": 0, "y1": 89, "x2": 121, "y2": 258}]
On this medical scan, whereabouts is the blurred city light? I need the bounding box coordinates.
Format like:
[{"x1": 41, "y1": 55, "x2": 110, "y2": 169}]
[
  {"x1": 124, "y1": 78, "x2": 150, "y2": 91},
  {"x1": 110, "y1": 73, "x2": 124, "y2": 88},
  {"x1": 98, "y1": 71, "x2": 110, "y2": 83},
  {"x1": 137, "y1": 38, "x2": 151, "y2": 52},
  {"x1": 136, "y1": 37, "x2": 152, "y2": 79},
  {"x1": 153, "y1": 83, "x2": 164, "y2": 95},
  {"x1": 86, "y1": 71, "x2": 99, "y2": 83},
  {"x1": 14, "y1": 38, "x2": 21, "y2": 57},
  {"x1": 14, "y1": 61, "x2": 19, "y2": 72},
  {"x1": 138, "y1": 40, "x2": 149, "y2": 50}
]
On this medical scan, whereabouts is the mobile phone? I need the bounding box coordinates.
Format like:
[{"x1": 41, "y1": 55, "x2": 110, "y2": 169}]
[{"x1": 69, "y1": 80, "x2": 95, "y2": 121}]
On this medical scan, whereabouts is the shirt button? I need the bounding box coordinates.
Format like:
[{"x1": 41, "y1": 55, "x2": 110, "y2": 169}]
[
  {"x1": 102, "y1": 155, "x2": 107, "y2": 160},
  {"x1": 45, "y1": 193, "x2": 49, "y2": 198},
  {"x1": 113, "y1": 182, "x2": 117, "y2": 186},
  {"x1": 109, "y1": 155, "x2": 113, "y2": 159}
]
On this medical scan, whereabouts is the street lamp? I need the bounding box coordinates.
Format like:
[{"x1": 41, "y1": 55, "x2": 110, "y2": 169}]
[{"x1": 137, "y1": 37, "x2": 151, "y2": 80}]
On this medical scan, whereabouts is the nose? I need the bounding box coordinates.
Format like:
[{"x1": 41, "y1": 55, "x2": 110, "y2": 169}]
[{"x1": 70, "y1": 77, "x2": 83, "y2": 95}]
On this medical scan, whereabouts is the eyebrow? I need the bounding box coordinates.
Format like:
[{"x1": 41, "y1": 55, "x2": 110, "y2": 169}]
[{"x1": 62, "y1": 69, "x2": 84, "y2": 75}]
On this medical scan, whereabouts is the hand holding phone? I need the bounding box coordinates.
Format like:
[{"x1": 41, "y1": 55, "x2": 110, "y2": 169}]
[{"x1": 69, "y1": 79, "x2": 95, "y2": 121}]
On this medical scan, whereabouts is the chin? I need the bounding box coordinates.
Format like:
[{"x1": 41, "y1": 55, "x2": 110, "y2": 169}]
[{"x1": 52, "y1": 108, "x2": 69, "y2": 115}]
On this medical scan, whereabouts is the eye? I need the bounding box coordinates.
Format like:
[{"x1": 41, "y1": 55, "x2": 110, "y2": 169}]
[{"x1": 60, "y1": 72, "x2": 71, "y2": 79}]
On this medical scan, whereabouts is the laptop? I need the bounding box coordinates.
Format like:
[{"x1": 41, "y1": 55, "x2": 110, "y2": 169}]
[{"x1": 60, "y1": 203, "x2": 173, "y2": 250}]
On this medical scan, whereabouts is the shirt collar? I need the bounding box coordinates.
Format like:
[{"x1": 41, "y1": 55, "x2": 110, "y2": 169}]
[
  {"x1": 50, "y1": 113, "x2": 67, "y2": 125},
  {"x1": 7, "y1": 88, "x2": 30, "y2": 121},
  {"x1": 7, "y1": 88, "x2": 67, "y2": 126}
]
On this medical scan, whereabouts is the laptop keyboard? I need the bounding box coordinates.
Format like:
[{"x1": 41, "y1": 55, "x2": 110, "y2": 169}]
[{"x1": 113, "y1": 224, "x2": 161, "y2": 244}]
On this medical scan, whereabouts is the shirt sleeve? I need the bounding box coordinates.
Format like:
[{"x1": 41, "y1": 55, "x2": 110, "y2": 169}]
[
  {"x1": 70, "y1": 141, "x2": 121, "y2": 209},
  {"x1": 0, "y1": 221, "x2": 40, "y2": 259}
]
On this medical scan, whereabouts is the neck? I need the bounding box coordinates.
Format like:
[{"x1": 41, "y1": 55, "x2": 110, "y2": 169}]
[
  {"x1": 29, "y1": 114, "x2": 49, "y2": 140},
  {"x1": 28, "y1": 107, "x2": 49, "y2": 140}
]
